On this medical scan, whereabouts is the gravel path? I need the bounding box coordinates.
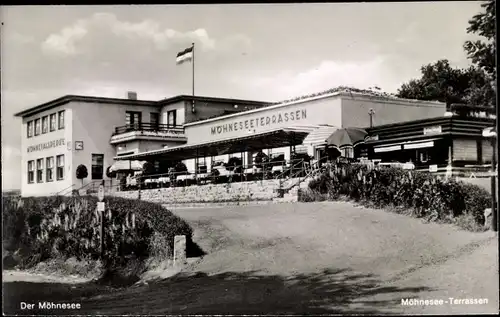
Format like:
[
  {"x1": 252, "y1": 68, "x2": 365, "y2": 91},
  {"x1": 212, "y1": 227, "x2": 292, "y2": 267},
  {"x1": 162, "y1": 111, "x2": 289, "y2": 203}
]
[{"x1": 3, "y1": 201, "x2": 498, "y2": 315}]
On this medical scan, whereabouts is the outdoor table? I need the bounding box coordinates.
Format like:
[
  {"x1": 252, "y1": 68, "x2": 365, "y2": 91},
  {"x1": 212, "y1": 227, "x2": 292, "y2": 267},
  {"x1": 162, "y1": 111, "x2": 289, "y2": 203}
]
[
  {"x1": 158, "y1": 177, "x2": 170, "y2": 188},
  {"x1": 272, "y1": 166, "x2": 284, "y2": 173}
]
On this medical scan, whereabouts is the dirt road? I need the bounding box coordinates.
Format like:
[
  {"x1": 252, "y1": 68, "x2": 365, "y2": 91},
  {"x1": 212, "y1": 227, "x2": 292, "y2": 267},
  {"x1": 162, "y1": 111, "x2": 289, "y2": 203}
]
[{"x1": 3, "y1": 201, "x2": 498, "y2": 314}]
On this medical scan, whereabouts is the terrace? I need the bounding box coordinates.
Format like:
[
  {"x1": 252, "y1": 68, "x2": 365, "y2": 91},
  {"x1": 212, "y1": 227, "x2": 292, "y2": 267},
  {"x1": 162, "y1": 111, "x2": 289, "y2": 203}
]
[{"x1": 110, "y1": 123, "x2": 187, "y2": 144}]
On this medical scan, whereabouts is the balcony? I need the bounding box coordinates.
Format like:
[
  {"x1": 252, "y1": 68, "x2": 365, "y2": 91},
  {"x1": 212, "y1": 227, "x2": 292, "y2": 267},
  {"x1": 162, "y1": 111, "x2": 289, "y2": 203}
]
[{"x1": 110, "y1": 123, "x2": 187, "y2": 144}]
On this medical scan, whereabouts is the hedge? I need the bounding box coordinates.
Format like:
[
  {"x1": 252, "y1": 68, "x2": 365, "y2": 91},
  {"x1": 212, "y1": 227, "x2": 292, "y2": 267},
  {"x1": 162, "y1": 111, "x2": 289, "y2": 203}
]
[
  {"x1": 306, "y1": 164, "x2": 491, "y2": 227},
  {"x1": 2, "y1": 195, "x2": 193, "y2": 271}
]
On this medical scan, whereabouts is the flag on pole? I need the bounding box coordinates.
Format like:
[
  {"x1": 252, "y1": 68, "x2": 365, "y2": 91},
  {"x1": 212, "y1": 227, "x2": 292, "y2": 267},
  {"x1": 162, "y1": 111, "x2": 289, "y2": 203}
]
[{"x1": 176, "y1": 46, "x2": 193, "y2": 65}]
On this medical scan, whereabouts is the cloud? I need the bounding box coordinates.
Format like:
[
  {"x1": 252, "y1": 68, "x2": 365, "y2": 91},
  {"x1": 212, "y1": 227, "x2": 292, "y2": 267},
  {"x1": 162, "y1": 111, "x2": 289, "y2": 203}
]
[
  {"x1": 41, "y1": 12, "x2": 241, "y2": 56},
  {"x1": 242, "y1": 56, "x2": 400, "y2": 100}
]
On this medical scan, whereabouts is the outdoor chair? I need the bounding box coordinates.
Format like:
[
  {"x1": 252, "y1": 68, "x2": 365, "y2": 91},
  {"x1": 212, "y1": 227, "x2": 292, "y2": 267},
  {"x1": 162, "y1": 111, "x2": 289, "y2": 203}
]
[
  {"x1": 158, "y1": 176, "x2": 170, "y2": 188},
  {"x1": 196, "y1": 173, "x2": 209, "y2": 184},
  {"x1": 243, "y1": 168, "x2": 254, "y2": 181}
]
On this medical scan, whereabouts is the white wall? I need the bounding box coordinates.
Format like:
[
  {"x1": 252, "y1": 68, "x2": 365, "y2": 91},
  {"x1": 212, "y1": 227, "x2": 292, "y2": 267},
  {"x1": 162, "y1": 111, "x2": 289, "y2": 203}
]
[
  {"x1": 184, "y1": 96, "x2": 343, "y2": 145},
  {"x1": 71, "y1": 101, "x2": 160, "y2": 188},
  {"x1": 160, "y1": 101, "x2": 185, "y2": 126},
  {"x1": 340, "y1": 95, "x2": 446, "y2": 128},
  {"x1": 21, "y1": 106, "x2": 73, "y2": 197}
]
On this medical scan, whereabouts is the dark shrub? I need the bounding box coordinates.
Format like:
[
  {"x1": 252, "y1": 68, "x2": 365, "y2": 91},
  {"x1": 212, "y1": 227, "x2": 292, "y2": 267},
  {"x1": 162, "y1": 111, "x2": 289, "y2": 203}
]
[
  {"x1": 254, "y1": 151, "x2": 269, "y2": 169},
  {"x1": 76, "y1": 164, "x2": 88, "y2": 186},
  {"x1": 106, "y1": 166, "x2": 117, "y2": 178},
  {"x1": 175, "y1": 162, "x2": 188, "y2": 174},
  {"x1": 226, "y1": 157, "x2": 243, "y2": 173},
  {"x1": 2, "y1": 195, "x2": 193, "y2": 271},
  {"x1": 307, "y1": 165, "x2": 492, "y2": 229},
  {"x1": 142, "y1": 161, "x2": 155, "y2": 176}
]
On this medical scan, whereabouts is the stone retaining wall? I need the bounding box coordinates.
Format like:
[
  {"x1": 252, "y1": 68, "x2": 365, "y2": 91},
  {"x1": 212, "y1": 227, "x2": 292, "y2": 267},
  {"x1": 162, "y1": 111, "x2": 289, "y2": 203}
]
[{"x1": 111, "y1": 179, "x2": 299, "y2": 205}]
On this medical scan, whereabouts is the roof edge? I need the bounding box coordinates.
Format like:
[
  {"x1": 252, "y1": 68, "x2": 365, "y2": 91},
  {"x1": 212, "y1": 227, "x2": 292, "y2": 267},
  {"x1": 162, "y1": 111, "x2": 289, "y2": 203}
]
[{"x1": 14, "y1": 95, "x2": 158, "y2": 118}]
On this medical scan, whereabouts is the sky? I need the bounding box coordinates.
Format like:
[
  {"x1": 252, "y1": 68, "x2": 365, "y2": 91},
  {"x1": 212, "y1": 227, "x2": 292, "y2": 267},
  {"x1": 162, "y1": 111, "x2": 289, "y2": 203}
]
[{"x1": 1, "y1": 2, "x2": 486, "y2": 190}]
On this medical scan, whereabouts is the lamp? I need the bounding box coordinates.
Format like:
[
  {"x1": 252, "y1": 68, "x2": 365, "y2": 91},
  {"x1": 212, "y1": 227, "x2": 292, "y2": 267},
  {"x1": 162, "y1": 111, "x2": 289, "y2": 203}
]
[{"x1": 368, "y1": 108, "x2": 375, "y2": 128}]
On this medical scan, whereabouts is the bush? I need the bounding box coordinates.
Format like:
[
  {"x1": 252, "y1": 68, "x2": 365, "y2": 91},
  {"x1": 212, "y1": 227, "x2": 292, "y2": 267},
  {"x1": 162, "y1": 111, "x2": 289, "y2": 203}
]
[
  {"x1": 1, "y1": 195, "x2": 193, "y2": 272},
  {"x1": 106, "y1": 166, "x2": 117, "y2": 178},
  {"x1": 226, "y1": 157, "x2": 243, "y2": 173},
  {"x1": 174, "y1": 162, "x2": 188, "y2": 174},
  {"x1": 76, "y1": 164, "x2": 88, "y2": 181},
  {"x1": 306, "y1": 165, "x2": 491, "y2": 229}
]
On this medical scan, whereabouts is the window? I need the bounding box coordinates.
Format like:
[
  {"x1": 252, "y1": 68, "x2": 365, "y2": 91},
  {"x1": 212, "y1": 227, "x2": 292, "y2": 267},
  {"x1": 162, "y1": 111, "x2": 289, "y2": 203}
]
[
  {"x1": 56, "y1": 155, "x2": 65, "y2": 180},
  {"x1": 167, "y1": 110, "x2": 177, "y2": 126},
  {"x1": 42, "y1": 116, "x2": 48, "y2": 134},
  {"x1": 58, "y1": 110, "x2": 65, "y2": 130},
  {"x1": 50, "y1": 114, "x2": 57, "y2": 132},
  {"x1": 27, "y1": 161, "x2": 35, "y2": 184},
  {"x1": 126, "y1": 111, "x2": 142, "y2": 129},
  {"x1": 27, "y1": 121, "x2": 34, "y2": 138},
  {"x1": 150, "y1": 112, "x2": 159, "y2": 129},
  {"x1": 91, "y1": 154, "x2": 104, "y2": 180},
  {"x1": 36, "y1": 158, "x2": 44, "y2": 183},
  {"x1": 46, "y1": 157, "x2": 54, "y2": 182},
  {"x1": 34, "y1": 119, "x2": 41, "y2": 136}
]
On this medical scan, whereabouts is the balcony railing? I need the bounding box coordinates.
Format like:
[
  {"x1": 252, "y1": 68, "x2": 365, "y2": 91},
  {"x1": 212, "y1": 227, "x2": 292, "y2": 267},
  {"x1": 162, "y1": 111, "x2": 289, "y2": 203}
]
[{"x1": 113, "y1": 123, "x2": 184, "y2": 136}]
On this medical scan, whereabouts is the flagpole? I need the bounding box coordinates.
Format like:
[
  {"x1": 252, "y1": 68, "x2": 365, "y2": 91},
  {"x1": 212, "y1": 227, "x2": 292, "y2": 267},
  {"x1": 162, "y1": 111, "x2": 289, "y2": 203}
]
[{"x1": 192, "y1": 42, "x2": 195, "y2": 97}]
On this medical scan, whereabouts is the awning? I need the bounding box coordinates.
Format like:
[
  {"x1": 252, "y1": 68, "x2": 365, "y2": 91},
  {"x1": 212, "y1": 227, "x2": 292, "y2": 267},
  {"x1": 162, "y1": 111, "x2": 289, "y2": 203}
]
[
  {"x1": 114, "y1": 126, "x2": 314, "y2": 161},
  {"x1": 109, "y1": 160, "x2": 147, "y2": 171},
  {"x1": 403, "y1": 140, "x2": 435, "y2": 150},
  {"x1": 374, "y1": 138, "x2": 440, "y2": 153},
  {"x1": 374, "y1": 145, "x2": 402, "y2": 153},
  {"x1": 302, "y1": 125, "x2": 339, "y2": 146}
]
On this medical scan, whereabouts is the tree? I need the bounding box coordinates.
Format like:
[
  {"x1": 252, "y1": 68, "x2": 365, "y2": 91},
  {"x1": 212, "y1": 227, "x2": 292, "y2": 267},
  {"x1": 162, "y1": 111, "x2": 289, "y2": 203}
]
[
  {"x1": 397, "y1": 2, "x2": 496, "y2": 108},
  {"x1": 76, "y1": 164, "x2": 88, "y2": 187},
  {"x1": 463, "y1": 0, "x2": 496, "y2": 108},
  {"x1": 463, "y1": 0, "x2": 496, "y2": 81},
  {"x1": 396, "y1": 60, "x2": 472, "y2": 107}
]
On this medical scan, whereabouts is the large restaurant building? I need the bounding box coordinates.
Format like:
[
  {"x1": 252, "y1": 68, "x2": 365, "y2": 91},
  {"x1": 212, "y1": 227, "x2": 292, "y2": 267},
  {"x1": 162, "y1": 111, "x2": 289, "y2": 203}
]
[{"x1": 16, "y1": 88, "x2": 468, "y2": 197}]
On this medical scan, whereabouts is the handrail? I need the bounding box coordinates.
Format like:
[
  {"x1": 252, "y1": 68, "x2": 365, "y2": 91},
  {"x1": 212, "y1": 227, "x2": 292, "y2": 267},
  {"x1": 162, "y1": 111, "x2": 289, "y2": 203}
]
[
  {"x1": 274, "y1": 159, "x2": 305, "y2": 180},
  {"x1": 53, "y1": 184, "x2": 75, "y2": 196},
  {"x1": 282, "y1": 156, "x2": 329, "y2": 192},
  {"x1": 73, "y1": 180, "x2": 104, "y2": 195},
  {"x1": 129, "y1": 159, "x2": 299, "y2": 181},
  {"x1": 113, "y1": 123, "x2": 184, "y2": 135}
]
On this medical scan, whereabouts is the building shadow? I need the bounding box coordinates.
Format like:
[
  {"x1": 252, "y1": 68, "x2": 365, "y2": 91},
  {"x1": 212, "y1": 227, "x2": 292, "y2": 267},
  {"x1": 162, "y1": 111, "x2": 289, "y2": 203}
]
[{"x1": 3, "y1": 268, "x2": 432, "y2": 315}]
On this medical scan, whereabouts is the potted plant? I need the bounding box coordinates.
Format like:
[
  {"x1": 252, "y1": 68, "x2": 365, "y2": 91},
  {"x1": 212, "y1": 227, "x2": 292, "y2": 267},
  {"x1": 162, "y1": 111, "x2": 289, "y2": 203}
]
[{"x1": 76, "y1": 164, "x2": 88, "y2": 188}]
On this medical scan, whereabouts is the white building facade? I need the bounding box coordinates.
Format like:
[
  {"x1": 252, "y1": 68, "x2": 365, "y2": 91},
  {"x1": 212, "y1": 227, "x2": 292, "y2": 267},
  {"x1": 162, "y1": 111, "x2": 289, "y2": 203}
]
[
  {"x1": 16, "y1": 90, "x2": 448, "y2": 197},
  {"x1": 180, "y1": 91, "x2": 447, "y2": 171},
  {"x1": 15, "y1": 94, "x2": 270, "y2": 196}
]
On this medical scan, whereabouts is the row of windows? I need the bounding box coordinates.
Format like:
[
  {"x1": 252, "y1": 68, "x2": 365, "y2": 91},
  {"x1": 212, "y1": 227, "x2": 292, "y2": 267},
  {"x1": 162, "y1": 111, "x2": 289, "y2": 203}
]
[
  {"x1": 27, "y1": 153, "x2": 105, "y2": 184},
  {"x1": 28, "y1": 155, "x2": 64, "y2": 184},
  {"x1": 27, "y1": 110, "x2": 65, "y2": 138}
]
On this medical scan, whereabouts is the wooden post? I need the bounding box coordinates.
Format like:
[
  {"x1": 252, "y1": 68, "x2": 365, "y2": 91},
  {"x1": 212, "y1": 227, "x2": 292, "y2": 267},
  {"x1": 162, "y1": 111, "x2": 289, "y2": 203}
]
[
  {"x1": 97, "y1": 180, "x2": 105, "y2": 260},
  {"x1": 491, "y1": 138, "x2": 497, "y2": 231},
  {"x1": 195, "y1": 148, "x2": 199, "y2": 186},
  {"x1": 137, "y1": 174, "x2": 142, "y2": 200},
  {"x1": 241, "y1": 151, "x2": 244, "y2": 182}
]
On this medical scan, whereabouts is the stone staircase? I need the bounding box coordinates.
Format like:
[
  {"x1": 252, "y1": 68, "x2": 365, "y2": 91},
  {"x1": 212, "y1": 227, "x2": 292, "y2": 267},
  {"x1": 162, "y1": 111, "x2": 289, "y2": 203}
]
[{"x1": 272, "y1": 169, "x2": 319, "y2": 203}]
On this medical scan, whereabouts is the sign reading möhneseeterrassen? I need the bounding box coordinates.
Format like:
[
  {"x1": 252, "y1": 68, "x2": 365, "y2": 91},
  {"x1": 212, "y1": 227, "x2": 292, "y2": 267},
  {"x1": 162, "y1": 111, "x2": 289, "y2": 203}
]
[{"x1": 210, "y1": 109, "x2": 307, "y2": 136}]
